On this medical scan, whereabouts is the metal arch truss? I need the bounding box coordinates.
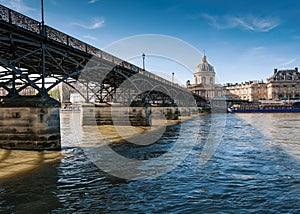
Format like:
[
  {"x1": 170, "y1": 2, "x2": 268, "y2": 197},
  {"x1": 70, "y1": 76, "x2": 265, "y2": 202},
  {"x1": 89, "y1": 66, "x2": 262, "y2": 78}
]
[
  {"x1": 0, "y1": 27, "x2": 193, "y2": 105},
  {"x1": 0, "y1": 33, "x2": 89, "y2": 97},
  {"x1": 78, "y1": 68, "x2": 197, "y2": 107},
  {"x1": 0, "y1": 3, "x2": 205, "y2": 107}
]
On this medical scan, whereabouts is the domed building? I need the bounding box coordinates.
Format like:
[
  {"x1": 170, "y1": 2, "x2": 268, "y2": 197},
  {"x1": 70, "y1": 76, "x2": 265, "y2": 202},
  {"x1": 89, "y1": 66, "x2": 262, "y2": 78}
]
[
  {"x1": 187, "y1": 54, "x2": 221, "y2": 99},
  {"x1": 194, "y1": 54, "x2": 215, "y2": 86}
]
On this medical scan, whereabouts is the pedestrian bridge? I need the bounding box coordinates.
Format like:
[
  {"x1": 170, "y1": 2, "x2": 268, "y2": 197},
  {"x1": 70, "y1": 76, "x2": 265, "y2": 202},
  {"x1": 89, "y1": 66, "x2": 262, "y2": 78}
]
[{"x1": 0, "y1": 4, "x2": 207, "y2": 150}]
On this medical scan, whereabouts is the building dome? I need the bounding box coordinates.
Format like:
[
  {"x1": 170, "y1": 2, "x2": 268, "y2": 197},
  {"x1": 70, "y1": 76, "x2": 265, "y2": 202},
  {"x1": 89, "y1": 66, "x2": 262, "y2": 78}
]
[
  {"x1": 194, "y1": 55, "x2": 215, "y2": 73},
  {"x1": 193, "y1": 54, "x2": 216, "y2": 86}
]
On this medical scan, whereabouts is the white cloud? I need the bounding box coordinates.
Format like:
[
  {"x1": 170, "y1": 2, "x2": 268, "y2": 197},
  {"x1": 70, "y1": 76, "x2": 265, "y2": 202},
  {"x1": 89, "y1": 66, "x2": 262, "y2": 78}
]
[
  {"x1": 0, "y1": 0, "x2": 34, "y2": 13},
  {"x1": 244, "y1": 47, "x2": 297, "y2": 68},
  {"x1": 202, "y1": 13, "x2": 280, "y2": 32},
  {"x1": 88, "y1": 0, "x2": 98, "y2": 4},
  {"x1": 71, "y1": 17, "x2": 104, "y2": 30},
  {"x1": 247, "y1": 46, "x2": 266, "y2": 56},
  {"x1": 278, "y1": 58, "x2": 297, "y2": 67},
  {"x1": 83, "y1": 35, "x2": 98, "y2": 41}
]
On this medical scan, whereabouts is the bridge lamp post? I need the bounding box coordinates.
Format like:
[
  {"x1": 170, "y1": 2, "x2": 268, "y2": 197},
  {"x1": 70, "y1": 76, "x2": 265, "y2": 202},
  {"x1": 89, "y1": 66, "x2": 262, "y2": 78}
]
[
  {"x1": 40, "y1": 0, "x2": 46, "y2": 95},
  {"x1": 142, "y1": 53, "x2": 145, "y2": 71},
  {"x1": 41, "y1": 0, "x2": 44, "y2": 25},
  {"x1": 142, "y1": 53, "x2": 146, "y2": 101},
  {"x1": 172, "y1": 72, "x2": 174, "y2": 84},
  {"x1": 41, "y1": 0, "x2": 45, "y2": 36}
]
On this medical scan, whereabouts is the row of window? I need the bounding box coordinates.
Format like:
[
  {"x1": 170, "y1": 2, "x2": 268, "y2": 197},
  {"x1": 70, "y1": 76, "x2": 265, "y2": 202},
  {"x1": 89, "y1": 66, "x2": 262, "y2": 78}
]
[{"x1": 195, "y1": 76, "x2": 214, "y2": 84}]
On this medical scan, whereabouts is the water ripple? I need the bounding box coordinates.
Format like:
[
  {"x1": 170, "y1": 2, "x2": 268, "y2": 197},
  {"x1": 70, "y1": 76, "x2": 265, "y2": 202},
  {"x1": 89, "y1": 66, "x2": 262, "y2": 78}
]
[{"x1": 1, "y1": 114, "x2": 300, "y2": 213}]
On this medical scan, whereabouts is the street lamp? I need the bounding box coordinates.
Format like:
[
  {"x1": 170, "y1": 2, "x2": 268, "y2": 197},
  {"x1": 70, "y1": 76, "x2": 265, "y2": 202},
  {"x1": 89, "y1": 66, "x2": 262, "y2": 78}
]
[
  {"x1": 172, "y1": 72, "x2": 174, "y2": 84},
  {"x1": 142, "y1": 53, "x2": 145, "y2": 71},
  {"x1": 41, "y1": 0, "x2": 44, "y2": 24},
  {"x1": 41, "y1": 0, "x2": 45, "y2": 36}
]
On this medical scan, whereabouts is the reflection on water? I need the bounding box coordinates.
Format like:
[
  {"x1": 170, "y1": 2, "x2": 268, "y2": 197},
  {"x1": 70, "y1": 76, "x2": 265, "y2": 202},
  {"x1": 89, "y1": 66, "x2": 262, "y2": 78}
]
[
  {"x1": 236, "y1": 113, "x2": 300, "y2": 160},
  {"x1": 0, "y1": 112, "x2": 300, "y2": 212},
  {"x1": 0, "y1": 150, "x2": 61, "y2": 179}
]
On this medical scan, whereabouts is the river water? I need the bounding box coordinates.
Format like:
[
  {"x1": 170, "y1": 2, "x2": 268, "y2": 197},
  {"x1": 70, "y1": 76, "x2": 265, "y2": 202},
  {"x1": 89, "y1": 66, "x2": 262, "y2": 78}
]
[{"x1": 1, "y1": 112, "x2": 300, "y2": 213}]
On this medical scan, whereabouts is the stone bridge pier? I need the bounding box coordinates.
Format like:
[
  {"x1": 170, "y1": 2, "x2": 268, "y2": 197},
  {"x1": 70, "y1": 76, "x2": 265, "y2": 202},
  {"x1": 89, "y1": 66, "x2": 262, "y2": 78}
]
[
  {"x1": 80, "y1": 103, "x2": 183, "y2": 127},
  {"x1": 0, "y1": 96, "x2": 61, "y2": 150},
  {"x1": 80, "y1": 103, "x2": 202, "y2": 127},
  {"x1": 81, "y1": 103, "x2": 151, "y2": 126}
]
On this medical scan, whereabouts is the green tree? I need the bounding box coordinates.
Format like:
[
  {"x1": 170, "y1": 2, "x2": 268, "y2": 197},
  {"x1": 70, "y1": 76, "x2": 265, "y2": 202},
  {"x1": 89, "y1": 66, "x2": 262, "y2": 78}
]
[{"x1": 48, "y1": 87, "x2": 61, "y2": 101}]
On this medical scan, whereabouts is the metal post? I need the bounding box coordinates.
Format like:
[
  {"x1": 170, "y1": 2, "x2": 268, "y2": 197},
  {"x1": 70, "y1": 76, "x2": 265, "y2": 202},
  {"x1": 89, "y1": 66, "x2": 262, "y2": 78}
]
[
  {"x1": 41, "y1": 0, "x2": 46, "y2": 95},
  {"x1": 12, "y1": 64, "x2": 16, "y2": 96},
  {"x1": 86, "y1": 83, "x2": 89, "y2": 103},
  {"x1": 42, "y1": 44, "x2": 46, "y2": 95},
  {"x1": 142, "y1": 53, "x2": 145, "y2": 102},
  {"x1": 142, "y1": 53, "x2": 145, "y2": 71},
  {"x1": 172, "y1": 72, "x2": 174, "y2": 84},
  {"x1": 41, "y1": 0, "x2": 44, "y2": 26},
  {"x1": 41, "y1": 0, "x2": 46, "y2": 36}
]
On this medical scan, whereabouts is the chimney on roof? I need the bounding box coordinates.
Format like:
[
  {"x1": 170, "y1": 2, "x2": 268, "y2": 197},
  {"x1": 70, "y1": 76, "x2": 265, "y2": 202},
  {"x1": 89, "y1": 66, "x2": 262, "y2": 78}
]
[
  {"x1": 274, "y1": 68, "x2": 278, "y2": 74},
  {"x1": 295, "y1": 67, "x2": 298, "y2": 73}
]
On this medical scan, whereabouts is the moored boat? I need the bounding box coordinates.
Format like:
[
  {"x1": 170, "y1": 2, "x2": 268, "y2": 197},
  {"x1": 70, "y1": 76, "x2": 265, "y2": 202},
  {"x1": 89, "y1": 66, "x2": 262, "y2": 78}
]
[{"x1": 228, "y1": 101, "x2": 300, "y2": 113}]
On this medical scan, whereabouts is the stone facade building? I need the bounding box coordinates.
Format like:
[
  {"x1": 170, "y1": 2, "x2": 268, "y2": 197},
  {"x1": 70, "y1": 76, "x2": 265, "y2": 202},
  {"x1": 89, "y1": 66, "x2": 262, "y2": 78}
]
[
  {"x1": 184, "y1": 53, "x2": 300, "y2": 103},
  {"x1": 266, "y1": 68, "x2": 300, "y2": 100},
  {"x1": 0, "y1": 85, "x2": 36, "y2": 96},
  {"x1": 225, "y1": 67, "x2": 300, "y2": 101},
  {"x1": 225, "y1": 80, "x2": 267, "y2": 101}
]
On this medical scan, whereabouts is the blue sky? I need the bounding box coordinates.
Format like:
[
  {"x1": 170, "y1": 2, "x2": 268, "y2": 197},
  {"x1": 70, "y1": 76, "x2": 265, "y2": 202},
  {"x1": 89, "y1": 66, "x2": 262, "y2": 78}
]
[{"x1": 1, "y1": 0, "x2": 300, "y2": 85}]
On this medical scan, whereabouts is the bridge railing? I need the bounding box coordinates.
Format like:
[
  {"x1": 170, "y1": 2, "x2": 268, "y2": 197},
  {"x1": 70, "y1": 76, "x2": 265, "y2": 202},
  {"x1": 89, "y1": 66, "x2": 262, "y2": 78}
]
[
  {"x1": 0, "y1": 4, "x2": 40, "y2": 33},
  {"x1": 0, "y1": 4, "x2": 187, "y2": 92}
]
